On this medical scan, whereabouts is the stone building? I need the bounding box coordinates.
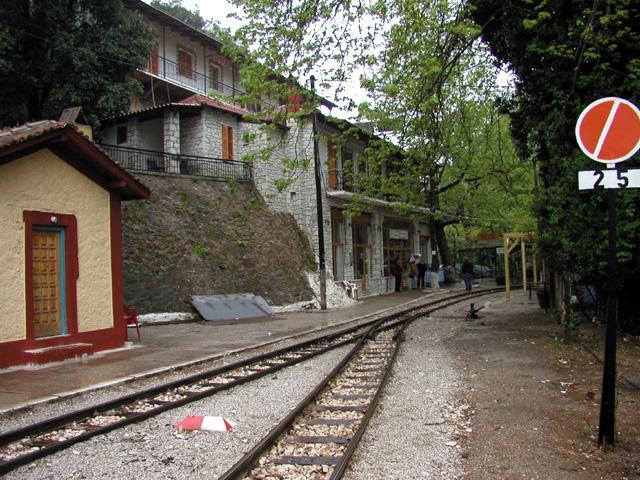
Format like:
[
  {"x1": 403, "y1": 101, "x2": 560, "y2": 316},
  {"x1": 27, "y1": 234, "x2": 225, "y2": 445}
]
[{"x1": 99, "y1": 0, "x2": 431, "y2": 297}]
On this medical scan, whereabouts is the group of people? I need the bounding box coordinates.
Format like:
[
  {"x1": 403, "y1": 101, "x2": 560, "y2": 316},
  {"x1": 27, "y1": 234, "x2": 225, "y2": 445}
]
[
  {"x1": 390, "y1": 254, "x2": 430, "y2": 292},
  {"x1": 390, "y1": 255, "x2": 475, "y2": 292}
]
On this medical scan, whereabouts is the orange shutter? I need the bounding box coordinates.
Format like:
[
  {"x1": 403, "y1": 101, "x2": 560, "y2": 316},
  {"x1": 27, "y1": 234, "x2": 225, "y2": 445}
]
[
  {"x1": 178, "y1": 50, "x2": 192, "y2": 79},
  {"x1": 151, "y1": 44, "x2": 159, "y2": 74},
  {"x1": 328, "y1": 143, "x2": 337, "y2": 189},
  {"x1": 222, "y1": 126, "x2": 234, "y2": 160}
]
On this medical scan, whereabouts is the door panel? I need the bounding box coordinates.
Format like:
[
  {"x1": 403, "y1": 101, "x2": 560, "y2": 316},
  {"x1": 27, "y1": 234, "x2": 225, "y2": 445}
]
[{"x1": 32, "y1": 230, "x2": 61, "y2": 337}]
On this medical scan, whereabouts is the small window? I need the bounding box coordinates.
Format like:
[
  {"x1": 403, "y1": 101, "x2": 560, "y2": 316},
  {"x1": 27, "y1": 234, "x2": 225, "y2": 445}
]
[
  {"x1": 177, "y1": 48, "x2": 194, "y2": 79},
  {"x1": 327, "y1": 142, "x2": 337, "y2": 189},
  {"x1": 208, "y1": 62, "x2": 222, "y2": 91},
  {"x1": 222, "y1": 125, "x2": 234, "y2": 160},
  {"x1": 116, "y1": 126, "x2": 127, "y2": 145}
]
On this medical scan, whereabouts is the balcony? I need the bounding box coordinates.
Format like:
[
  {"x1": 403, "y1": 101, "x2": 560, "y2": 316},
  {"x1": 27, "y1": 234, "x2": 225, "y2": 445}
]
[
  {"x1": 142, "y1": 54, "x2": 274, "y2": 111},
  {"x1": 328, "y1": 169, "x2": 361, "y2": 192},
  {"x1": 102, "y1": 145, "x2": 253, "y2": 182}
]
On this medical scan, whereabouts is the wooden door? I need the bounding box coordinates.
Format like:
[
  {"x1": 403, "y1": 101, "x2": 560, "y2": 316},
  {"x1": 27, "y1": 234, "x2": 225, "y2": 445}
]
[{"x1": 32, "y1": 230, "x2": 62, "y2": 337}]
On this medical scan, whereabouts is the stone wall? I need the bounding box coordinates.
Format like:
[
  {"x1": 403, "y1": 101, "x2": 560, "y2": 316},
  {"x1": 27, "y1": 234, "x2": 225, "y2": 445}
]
[
  {"x1": 180, "y1": 113, "x2": 203, "y2": 157},
  {"x1": 203, "y1": 108, "x2": 239, "y2": 159}
]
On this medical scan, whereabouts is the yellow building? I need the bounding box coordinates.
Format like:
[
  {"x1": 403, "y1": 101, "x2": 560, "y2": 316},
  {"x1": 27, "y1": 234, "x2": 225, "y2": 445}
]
[{"x1": 0, "y1": 121, "x2": 149, "y2": 367}]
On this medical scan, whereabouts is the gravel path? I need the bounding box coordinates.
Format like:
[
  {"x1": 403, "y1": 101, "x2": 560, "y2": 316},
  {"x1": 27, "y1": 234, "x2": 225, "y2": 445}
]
[
  {"x1": 5, "y1": 345, "x2": 352, "y2": 480},
  {"x1": 344, "y1": 301, "x2": 471, "y2": 480}
]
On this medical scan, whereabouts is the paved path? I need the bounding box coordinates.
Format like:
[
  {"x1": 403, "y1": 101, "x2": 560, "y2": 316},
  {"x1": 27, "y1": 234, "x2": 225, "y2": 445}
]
[{"x1": 0, "y1": 287, "x2": 466, "y2": 413}]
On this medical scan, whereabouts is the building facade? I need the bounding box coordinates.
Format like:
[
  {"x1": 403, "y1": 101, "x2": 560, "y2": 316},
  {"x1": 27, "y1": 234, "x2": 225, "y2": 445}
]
[
  {"x1": 100, "y1": 0, "x2": 431, "y2": 298},
  {"x1": 0, "y1": 121, "x2": 149, "y2": 368}
]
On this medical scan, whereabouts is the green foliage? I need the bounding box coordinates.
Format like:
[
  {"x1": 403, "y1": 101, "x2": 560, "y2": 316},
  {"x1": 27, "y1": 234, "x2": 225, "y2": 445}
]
[
  {"x1": 191, "y1": 243, "x2": 210, "y2": 257},
  {"x1": 150, "y1": 0, "x2": 232, "y2": 42},
  {"x1": 0, "y1": 0, "x2": 155, "y2": 127},
  {"x1": 226, "y1": 177, "x2": 239, "y2": 195},
  {"x1": 470, "y1": 0, "x2": 640, "y2": 330},
  {"x1": 228, "y1": 0, "x2": 535, "y2": 275}
]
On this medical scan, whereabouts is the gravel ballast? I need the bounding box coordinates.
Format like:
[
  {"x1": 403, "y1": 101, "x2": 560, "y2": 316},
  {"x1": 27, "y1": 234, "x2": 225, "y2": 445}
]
[
  {"x1": 344, "y1": 301, "x2": 471, "y2": 480},
  {"x1": 5, "y1": 345, "x2": 352, "y2": 480}
]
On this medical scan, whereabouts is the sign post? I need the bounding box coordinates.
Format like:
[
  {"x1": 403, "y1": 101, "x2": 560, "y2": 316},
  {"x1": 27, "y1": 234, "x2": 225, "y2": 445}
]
[{"x1": 575, "y1": 97, "x2": 640, "y2": 448}]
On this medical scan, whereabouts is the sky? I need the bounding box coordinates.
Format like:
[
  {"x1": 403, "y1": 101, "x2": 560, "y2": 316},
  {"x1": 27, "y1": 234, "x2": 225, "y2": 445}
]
[{"x1": 180, "y1": 0, "x2": 243, "y2": 32}]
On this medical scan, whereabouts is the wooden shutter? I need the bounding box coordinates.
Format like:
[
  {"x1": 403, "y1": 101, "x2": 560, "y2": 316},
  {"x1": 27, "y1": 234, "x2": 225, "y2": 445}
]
[
  {"x1": 177, "y1": 49, "x2": 192, "y2": 79},
  {"x1": 222, "y1": 125, "x2": 234, "y2": 160},
  {"x1": 328, "y1": 143, "x2": 337, "y2": 189},
  {"x1": 151, "y1": 44, "x2": 159, "y2": 74}
]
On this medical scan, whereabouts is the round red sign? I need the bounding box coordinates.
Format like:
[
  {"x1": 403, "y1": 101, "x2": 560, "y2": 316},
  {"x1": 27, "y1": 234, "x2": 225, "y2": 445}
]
[{"x1": 575, "y1": 97, "x2": 640, "y2": 164}]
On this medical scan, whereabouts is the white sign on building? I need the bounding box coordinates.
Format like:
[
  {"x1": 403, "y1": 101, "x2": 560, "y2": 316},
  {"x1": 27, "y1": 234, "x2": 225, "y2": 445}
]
[{"x1": 389, "y1": 229, "x2": 409, "y2": 240}]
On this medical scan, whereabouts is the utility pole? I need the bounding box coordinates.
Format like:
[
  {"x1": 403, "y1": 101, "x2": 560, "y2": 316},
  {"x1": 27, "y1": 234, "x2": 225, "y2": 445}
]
[{"x1": 310, "y1": 75, "x2": 327, "y2": 310}]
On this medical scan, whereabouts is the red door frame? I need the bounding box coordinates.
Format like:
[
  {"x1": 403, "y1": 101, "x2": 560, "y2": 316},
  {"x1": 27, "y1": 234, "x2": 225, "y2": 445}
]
[{"x1": 23, "y1": 210, "x2": 79, "y2": 340}]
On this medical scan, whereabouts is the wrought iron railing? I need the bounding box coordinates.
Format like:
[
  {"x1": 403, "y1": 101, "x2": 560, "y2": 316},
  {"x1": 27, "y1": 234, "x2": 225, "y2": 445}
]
[
  {"x1": 102, "y1": 145, "x2": 253, "y2": 182},
  {"x1": 142, "y1": 54, "x2": 276, "y2": 110},
  {"x1": 328, "y1": 169, "x2": 360, "y2": 192}
]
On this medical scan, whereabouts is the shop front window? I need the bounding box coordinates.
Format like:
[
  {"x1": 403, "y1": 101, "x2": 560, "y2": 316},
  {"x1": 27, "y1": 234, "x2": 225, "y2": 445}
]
[{"x1": 352, "y1": 221, "x2": 370, "y2": 280}]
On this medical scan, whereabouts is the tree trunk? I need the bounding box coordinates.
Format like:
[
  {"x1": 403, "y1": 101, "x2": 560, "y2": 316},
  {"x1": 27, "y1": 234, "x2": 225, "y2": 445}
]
[{"x1": 433, "y1": 220, "x2": 456, "y2": 283}]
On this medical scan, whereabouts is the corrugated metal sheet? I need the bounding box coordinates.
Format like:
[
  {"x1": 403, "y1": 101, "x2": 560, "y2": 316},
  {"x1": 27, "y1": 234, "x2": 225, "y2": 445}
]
[{"x1": 191, "y1": 294, "x2": 274, "y2": 322}]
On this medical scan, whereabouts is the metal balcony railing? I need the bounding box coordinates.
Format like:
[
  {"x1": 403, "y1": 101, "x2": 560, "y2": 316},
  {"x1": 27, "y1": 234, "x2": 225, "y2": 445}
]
[
  {"x1": 142, "y1": 55, "x2": 276, "y2": 110},
  {"x1": 102, "y1": 145, "x2": 253, "y2": 182},
  {"x1": 328, "y1": 169, "x2": 360, "y2": 192}
]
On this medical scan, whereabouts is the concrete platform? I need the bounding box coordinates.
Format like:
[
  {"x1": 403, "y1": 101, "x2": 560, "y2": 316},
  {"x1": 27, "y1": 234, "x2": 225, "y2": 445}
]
[{"x1": 0, "y1": 287, "x2": 466, "y2": 414}]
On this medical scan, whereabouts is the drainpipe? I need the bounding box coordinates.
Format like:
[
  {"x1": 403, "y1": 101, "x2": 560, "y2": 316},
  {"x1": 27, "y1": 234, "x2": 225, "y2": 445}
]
[{"x1": 310, "y1": 75, "x2": 327, "y2": 310}]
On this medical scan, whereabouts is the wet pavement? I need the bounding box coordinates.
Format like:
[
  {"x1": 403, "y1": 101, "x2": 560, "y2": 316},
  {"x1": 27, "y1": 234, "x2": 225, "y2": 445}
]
[{"x1": 0, "y1": 286, "x2": 473, "y2": 413}]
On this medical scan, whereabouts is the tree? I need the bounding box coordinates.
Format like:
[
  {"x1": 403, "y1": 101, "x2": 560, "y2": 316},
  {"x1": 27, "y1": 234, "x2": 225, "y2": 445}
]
[
  {"x1": 0, "y1": 0, "x2": 155, "y2": 128},
  {"x1": 469, "y1": 0, "x2": 640, "y2": 329},
  {"x1": 150, "y1": 0, "x2": 232, "y2": 42},
  {"x1": 228, "y1": 0, "x2": 534, "y2": 280}
]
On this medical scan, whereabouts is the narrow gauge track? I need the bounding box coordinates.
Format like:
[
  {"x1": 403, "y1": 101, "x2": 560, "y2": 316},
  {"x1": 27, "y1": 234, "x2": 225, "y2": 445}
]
[
  {"x1": 0, "y1": 288, "x2": 501, "y2": 476},
  {"x1": 218, "y1": 291, "x2": 500, "y2": 480}
]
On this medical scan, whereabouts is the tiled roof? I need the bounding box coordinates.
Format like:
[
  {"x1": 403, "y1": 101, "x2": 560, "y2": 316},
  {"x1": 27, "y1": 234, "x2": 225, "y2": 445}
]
[
  {"x1": 108, "y1": 94, "x2": 251, "y2": 121},
  {"x1": 178, "y1": 94, "x2": 250, "y2": 116},
  {"x1": 0, "y1": 120, "x2": 66, "y2": 150}
]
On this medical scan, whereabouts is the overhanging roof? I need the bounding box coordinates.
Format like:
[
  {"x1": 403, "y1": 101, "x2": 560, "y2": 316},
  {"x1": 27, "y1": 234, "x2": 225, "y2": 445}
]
[{"x1": 327, "y1": 189, "x2": 430, "y2": 216}]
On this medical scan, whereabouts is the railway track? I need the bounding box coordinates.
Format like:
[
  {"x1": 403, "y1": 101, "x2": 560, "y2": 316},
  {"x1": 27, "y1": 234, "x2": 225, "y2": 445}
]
[
  {"x1": 218, "y1": 291, "x2": 499, "y2": 480},
  {"x1": 0, "y1": 288, "x2": 502, "y2": 476}
]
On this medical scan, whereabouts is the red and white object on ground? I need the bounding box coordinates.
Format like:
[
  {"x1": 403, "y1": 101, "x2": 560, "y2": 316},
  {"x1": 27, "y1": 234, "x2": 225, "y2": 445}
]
[{"x1": 176, "y1": 415, "x2": 237, "y2": 432}]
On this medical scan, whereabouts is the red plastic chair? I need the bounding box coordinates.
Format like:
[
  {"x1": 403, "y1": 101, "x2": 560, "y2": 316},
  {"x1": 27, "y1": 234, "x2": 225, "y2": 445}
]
[{"x1": 124, "y1": 306, "x2": 141, "y2": 341}]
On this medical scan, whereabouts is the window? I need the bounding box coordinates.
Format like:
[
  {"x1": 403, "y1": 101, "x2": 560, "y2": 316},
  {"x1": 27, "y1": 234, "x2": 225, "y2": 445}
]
[
  {"x1": 352, "y1": 214, "x2": 371, "y2": 280},
  {"x1": 208, "y1": 62, "x2": 222, "y2": 91},
  {"x1": 177, "y1": 48, "x2": 194, "y2": 79},
  {"x1": 327, "y1": 142, "x2": 337, "y2": 189},
  {"x1": 331, "y1": 208, "x2": 344, "y2": 280},
  {"x1": 116, "y1": 126, "x2": 127, "y2": 145},
  {"x1": 342, "y1": 148, "x2": 354, "y2": 191},
  {"x1": 222, "y1": 125, "x2": 234, "y2": 160},
  {"x1": 150, "y1": 44, "x2": 159, "y2": 75}
]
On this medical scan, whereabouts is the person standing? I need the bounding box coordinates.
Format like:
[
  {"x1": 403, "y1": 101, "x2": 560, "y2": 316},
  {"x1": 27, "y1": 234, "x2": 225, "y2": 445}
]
[
  {"x1": 409, "y1": 255, "x2": 419, "y2": 289},
  {"x1": 417, "y1": 256, "x2": 427, "y2": 289},
  {"x1": 462, "y1": 257, "x2": 473, "y2": 291},
  {"x1": 390, "y1": 257, "x2": 402, "y2": 292}
]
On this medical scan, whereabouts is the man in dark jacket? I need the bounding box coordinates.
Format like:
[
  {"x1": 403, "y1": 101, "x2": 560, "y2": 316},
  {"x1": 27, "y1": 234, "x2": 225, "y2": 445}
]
[
  {"x1": 462, "y1": 258, "x2": 473, "y2": 291},
  {"x1": 417, "y1": 256, "x2": 427, "y2": 289},
  {"x1": 390, "y1": 257, "x2": 402, "y2": 292}
]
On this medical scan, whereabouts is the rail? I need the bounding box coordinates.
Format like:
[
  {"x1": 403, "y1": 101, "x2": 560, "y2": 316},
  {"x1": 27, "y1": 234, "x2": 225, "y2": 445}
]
[
  {"x1": 142, "y1": 55, "x2": 278, "y2": 110},
  {"x1": 101, "y1": 144, "x2": 253, "y2": 181}
]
